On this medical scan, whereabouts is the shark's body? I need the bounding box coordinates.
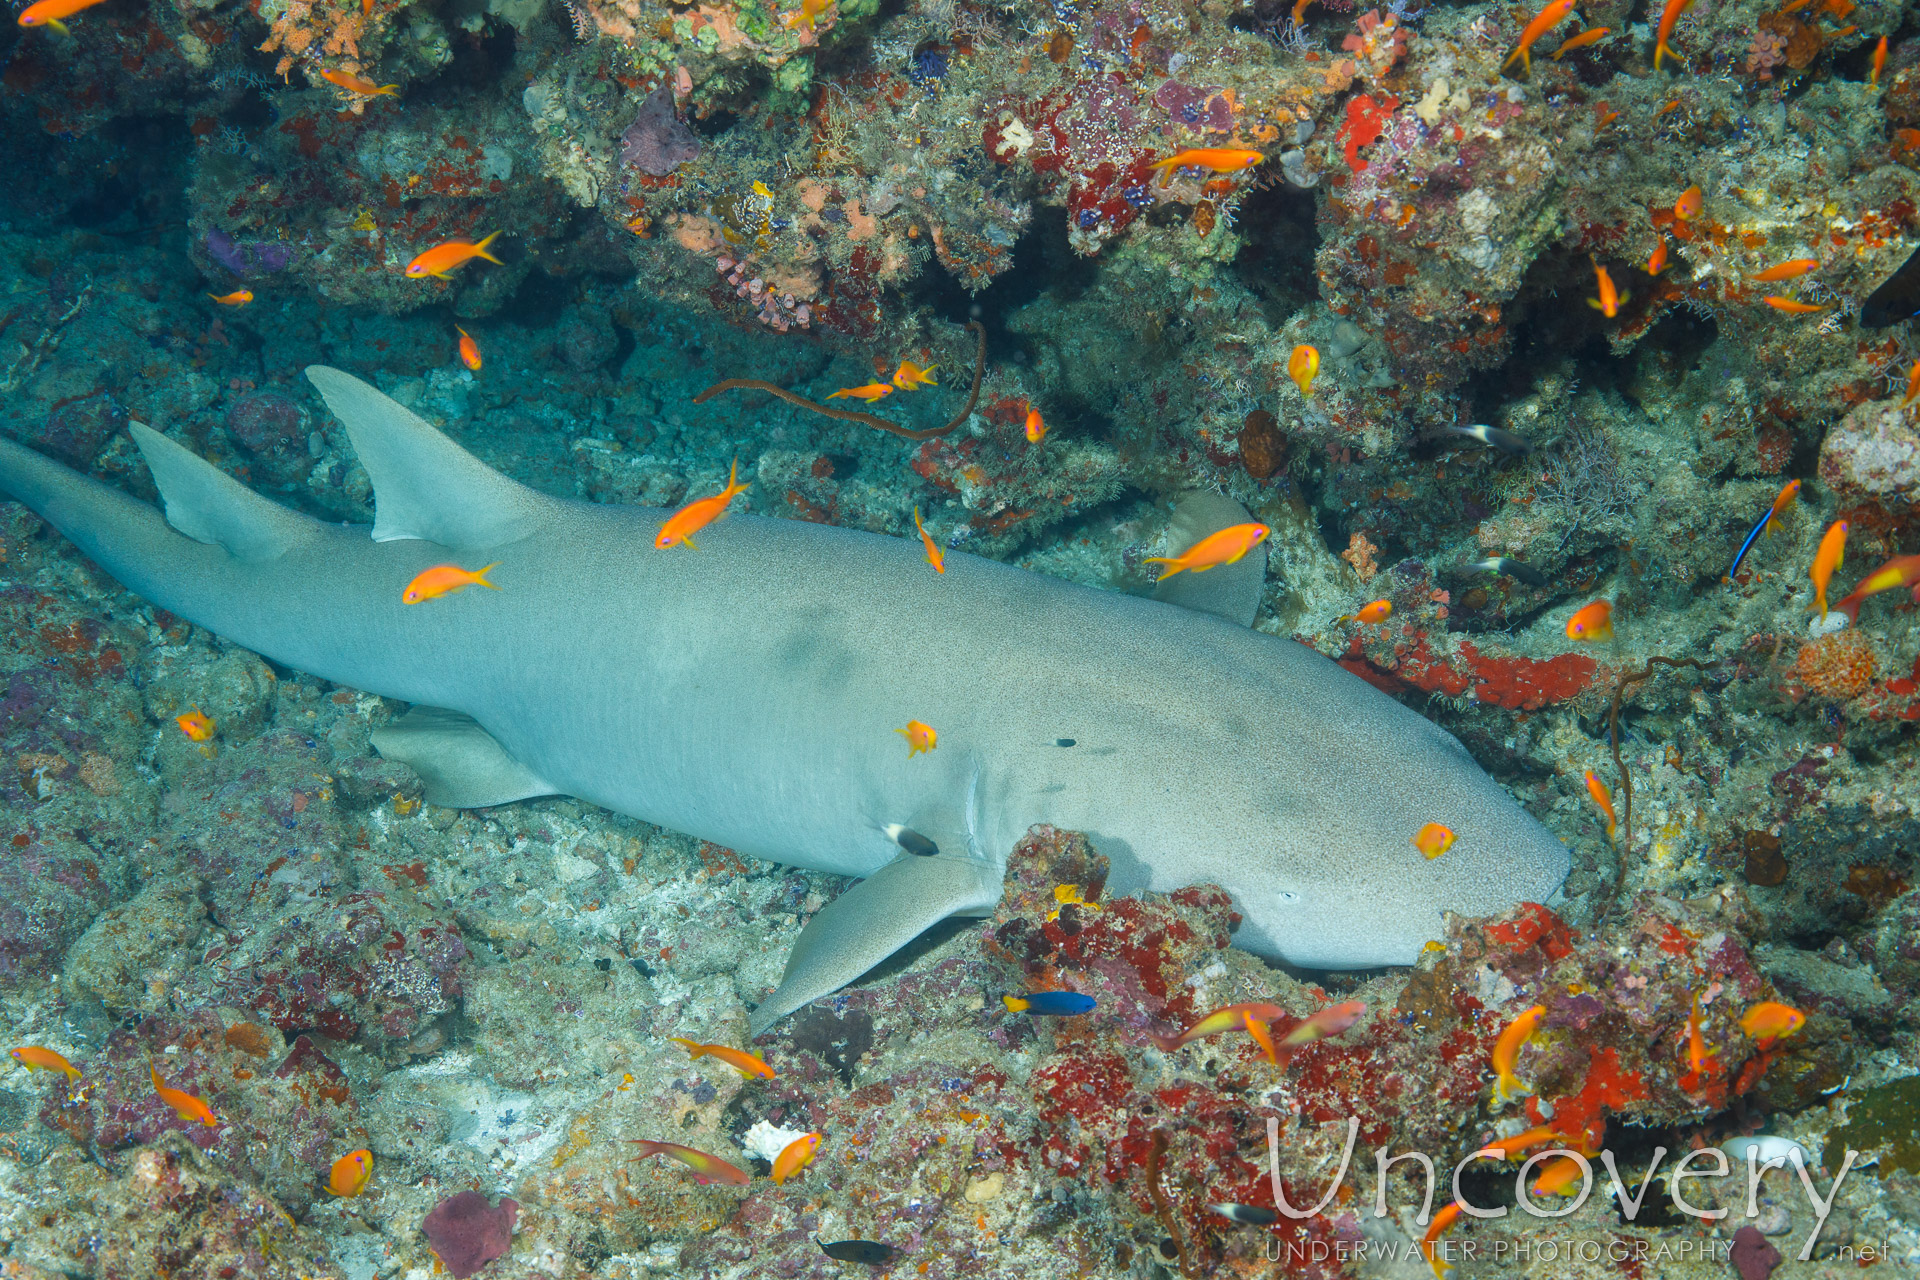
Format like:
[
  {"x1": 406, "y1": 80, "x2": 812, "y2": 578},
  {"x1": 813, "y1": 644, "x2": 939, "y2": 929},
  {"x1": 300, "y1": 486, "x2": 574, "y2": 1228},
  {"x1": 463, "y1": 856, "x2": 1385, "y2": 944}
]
[{"x1": 0, "y1": 368, "x2": 1569, "y2": 1034}]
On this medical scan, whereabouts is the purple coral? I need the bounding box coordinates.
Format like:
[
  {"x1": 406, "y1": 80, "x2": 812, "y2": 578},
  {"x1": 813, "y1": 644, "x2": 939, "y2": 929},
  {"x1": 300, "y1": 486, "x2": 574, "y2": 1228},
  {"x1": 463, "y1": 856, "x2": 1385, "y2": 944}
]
[
  {"x1": 1730, "y1": 1226, "x2": 1782, "y2": 1280},
  {"x1": 205, "y1": 230, "x2": 294, "y2": 278},
  {"x1": 619, "y1": 86, "x2": 700, "y2": 176},
  {"x1": 422, "y1": 1192, "x2": 519, "y2": 1278},
  {"x1": 1152, "y1": 81, "x2": 1235, "y2": 134}
]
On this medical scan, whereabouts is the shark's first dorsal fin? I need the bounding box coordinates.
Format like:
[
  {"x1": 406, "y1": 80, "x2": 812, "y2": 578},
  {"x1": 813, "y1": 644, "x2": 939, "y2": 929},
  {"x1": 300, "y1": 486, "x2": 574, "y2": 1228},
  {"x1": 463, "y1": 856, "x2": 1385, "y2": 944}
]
[
  {"x1": 1151, "y1": 490, "x2": 1268, "y2": 627},
  {"x1": 305, "y1": 366, "x2": 550, "y2": 549},
  {"x1": 129, "y1": 423, "x2": 319, "y2": 562}
]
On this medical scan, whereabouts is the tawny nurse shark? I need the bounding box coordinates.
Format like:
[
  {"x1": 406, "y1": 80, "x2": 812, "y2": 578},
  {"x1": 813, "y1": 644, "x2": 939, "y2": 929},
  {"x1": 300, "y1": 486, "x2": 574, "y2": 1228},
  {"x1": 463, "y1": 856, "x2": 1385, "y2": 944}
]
[{"x1": 0, "y1": 368, "x2": 1569, "y2": 1035}]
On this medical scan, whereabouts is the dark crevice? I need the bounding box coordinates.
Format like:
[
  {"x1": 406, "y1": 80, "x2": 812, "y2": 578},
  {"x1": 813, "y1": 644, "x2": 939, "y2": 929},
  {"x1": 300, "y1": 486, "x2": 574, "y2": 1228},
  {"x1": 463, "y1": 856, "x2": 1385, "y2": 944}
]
[{"x1": 1231, "y1": 180, "x2": 1321, "y2": 326}]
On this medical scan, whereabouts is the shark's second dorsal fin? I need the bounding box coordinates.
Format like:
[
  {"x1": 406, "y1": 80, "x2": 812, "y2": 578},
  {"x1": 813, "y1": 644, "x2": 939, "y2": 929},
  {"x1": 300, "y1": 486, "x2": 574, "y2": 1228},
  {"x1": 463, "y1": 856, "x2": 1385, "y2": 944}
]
[
  {"x1": 305, "y1": 366, "x2": 550, "y2": 549},
  {"x1": 1151, "y1": 490, "x2": 1268, "y2": 627},
  {"x1": 129, "y1": 423, "x2": 320, "y2": 562},
  {"x1": 370, "y1": 706, "x2": 561, "y2": 808}
]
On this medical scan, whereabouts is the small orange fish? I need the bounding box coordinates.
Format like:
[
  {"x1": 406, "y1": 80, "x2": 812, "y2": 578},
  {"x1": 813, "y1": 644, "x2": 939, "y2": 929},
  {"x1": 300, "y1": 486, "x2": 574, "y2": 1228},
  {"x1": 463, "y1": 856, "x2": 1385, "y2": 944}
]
[
  {"x1": 1338, "y1": 599, "x2": 1393, "y2": 625},
  {"x1": 1531, "y1": 1155, "x2": 1587, "y2": 1196},
  {"x1": 10, "y1": 1046, "x2": 80, "y2": 1080},
  {"x1": 897, "y1": 719, "x2": 936, "y2": 757},
  {"x1": 1242, "y1": 1012, "x2": 1278, "y2": 1063},
  {"x1": 1502, "y1": 0, "x2": 1578, "y2": 75},
  {"x1": 405, "y1": 231, "x2": 503, "y2": 279},
  {"x1": 891, "y1": 360, "x2": 937, "y2": 390},
  {"x1": 327, "y1": 1149, "x2": 373, "y2": 1197},
  {"x1": 1276, "y1": 1001, "x2": 1366, "y2": 1053},
  {"x1": 1764, "y1": 296, "x2": 1825, "y2": 314},
  {"x1": 912, "y1": 507, "x2": 945, "y2": 574},
  {"x1": 1587, "y1": 260, "x2": 1624, "y2": 318},
  {"x1": 1810, "y1": 520, "x2": 1848, "y2": 620},
  {"x1": 1653, "y1": 0, "x2": 1696, "y2": 69},
  {"x1": 1490, "y1": 1004, "x2": 1546, "y2": 1101},
  {"x1": 456, "y1": 326, "x2": 481, "y2": 371},
  {"x1": 318, "y1": 68, "x2": 399, "y2": 97},
  {"x1": 1551, "y1": 25, "x2": 1610, "y2": 58},
  {"x1": 1767, "y1": 477, "x2": 1802, "y2": 527},
  {"x1": 1412, "y1": 822, "x2": 1455, "y2": 860},
  {"x1": 1150, "y1": 1002, "x2": 1287, "y2": 1052},
  {"x1": 1684, "y1": 996, "x2": 1718, "y2": 1077},
  {"x1": 1673, "y1": 185, "x2": 1703, "y2": 220},
  {"x1": 1753, "y1": 258, "x2": 1818, "y2": 282},
  {"x1": 827, "y1": 382, "x2": 894, "y2": 402},
  {"x1": 1144, "y1": 522, "x2": 1270, "y2": 581},
  {"x1": 175, "y1": 709, "x2": 215, "y2": 742},
  {"x1": 1291, "y1": 0, "x2": 1312, "y2": 21},
  {"x1": 628, "y1": 1140, "x2": 750, "y2": 1185},
  {"x1": 1834, "y1": 553, "x2": 1920, "y2": 623},
  {"x1": 1024, "y1": 408, "x2": 1047, "y2": 444},
  {"x1": 1565, "y1": 600, "x2": 1613, "y2": 642},
  {"x1": 1646, "y1": 239, "x2": 1668, "y2": 275},
  {"x1": 16, "y1": 0, "x2": 107, "y2": 33},
  {"x1": 1904, "y1": 359, "x2": 1920, "y2": 408},
  {"x1": 782, "y1": 0, "x2": 830, "y2": 30},
  {"x1": 1739, "y1": 1000, "x2": 1805, "y2": 1045},
  {"x1": 402, "y1": 562, "x2": 500, "y2": 604},
  {"x1": 654, "y1": 460, "x2": 749, "y2": 550},
  {"x1": 1872, "y1": 34, "x2": 1887, "y2": 87},
  {"x1": 1583, "y1": 770, "x2": 1616, "y2": 843},
  {"x1": 151, "y1": 1067, "x2": 218, "y2": 1127},
  {"x1": 207, "y1": 290, "x2": 253, "y2": 307},
  {"x1": 669, "y1": 1038, "x2": 776, "y2": 1080},
  {"x1": 1476, "y1": 1124, "x2": 1566, "y2": 1161},
  {"x1": 772, "y1": 1131, "x2": 823, "y2": 1185},
  {"x1": 1421, "y1": 1201, "x2": 1462, "y2": 1270},
  {"x1": 1288, "y1": 343, "x2": 1320, "y2": 397},
  {"x1": 1152, "y1": 148, "x2": 1264, "y2": 185}
]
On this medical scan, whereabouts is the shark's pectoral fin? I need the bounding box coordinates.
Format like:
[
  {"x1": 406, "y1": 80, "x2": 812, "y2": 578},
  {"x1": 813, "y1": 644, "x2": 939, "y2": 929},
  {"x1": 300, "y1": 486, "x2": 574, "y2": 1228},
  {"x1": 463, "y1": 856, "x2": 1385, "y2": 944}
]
[
  {"x1": 749, "y1": 854, "x2": 1003, "y2": 1038},
  {"x1": 369, "y1": 706, "x2": 561, "y2": 808},
  {"x1": 1151, "y1": 490, "x2": 1268, "y2": 627},
  {"x1": 128, "y1": 423, "x2": 320, "y2": 562}
]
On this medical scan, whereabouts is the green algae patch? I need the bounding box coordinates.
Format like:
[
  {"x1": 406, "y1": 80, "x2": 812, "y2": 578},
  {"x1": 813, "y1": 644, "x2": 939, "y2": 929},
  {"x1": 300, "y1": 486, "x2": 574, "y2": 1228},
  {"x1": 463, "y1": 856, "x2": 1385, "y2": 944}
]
[{"x1": 1825, "y1": 1076, "x2": 1920, "y2": 1176}]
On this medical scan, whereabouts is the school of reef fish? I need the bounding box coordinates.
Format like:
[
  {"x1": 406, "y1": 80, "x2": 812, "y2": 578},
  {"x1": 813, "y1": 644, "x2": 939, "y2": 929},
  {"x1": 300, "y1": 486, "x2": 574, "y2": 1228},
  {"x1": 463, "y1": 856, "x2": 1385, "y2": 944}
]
[{"x1": 4, "y1": 0, "x2": 1920, "y2": 1263}]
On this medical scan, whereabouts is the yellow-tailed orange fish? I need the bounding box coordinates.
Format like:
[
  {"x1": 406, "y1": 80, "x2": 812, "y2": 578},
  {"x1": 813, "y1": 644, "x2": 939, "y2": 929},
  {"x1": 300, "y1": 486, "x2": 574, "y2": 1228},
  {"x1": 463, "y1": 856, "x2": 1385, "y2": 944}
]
[
  {"x1": 1565, "y1": 600, "x2": 1613, "y2": 642},
  {"x1": 1276, "y1": 1001, "x2": 1366, "y2": 1053},
  {"x1": 1740, "y1": 1001, "x2": 1805, "y2": 1045},
  {"x1": 1476, "y1": 1125, "x2": 1567, "y2": 1161},
  {"x1": 772, "y1": 1131, "x2": 823, "y2": 1184},
  {"x1": 654, "y1": 460, "x2": 749, "y2": 550},
  {"x1": 1152, "y1": 148, "x2": 1264, "y2": 185},
  {"x1": 912, "y1": 507, "x2": 944, "y2": 575},
  {"x1": 1144, "y1": 522, "x2": 1270, "y2": 581},
  {"x1": 1904, "y1": 358, "x2": 1920, "y2": 408},
  {"x1": 1587, "y1": 260, "x2": 1624, "y2": 318},
  {"x1": 1646, "y1": 239, "x2": 1668, "y2": 275},
  {"x1": 1872, "y1": 35, "x2": 1887, "y2": 87},
  {"x1": 1551, "y1": 25, "x2": 1610, "y2": 58},
  {"x1": 891, "y1": 360, "x2": 937, "y2": 390},
  {"x1": 897, "y1": 719, "x2": 936, "y2": 757},
  {"x1": 1810, "y1": 520, "x2": 1847, "y2": 620},
  {"x1": 1683, "y1": 996, "x2": 1718, "y2": 1077},
  {"x1": 782, "y1": 0, "x2": 830, "y2": 31},
  {"x1": 327, "y1": 1149, "x2": 373, "y2": 1197},
  {"x1": 1753, "y1": 258, "x2": 1818, "y2": 282},
  {"x1": 628, "y1": 1139, "x2": 750, "y2": 1185},
  {"x1": 827, "y1": 382, "x2": 894, "y2": 402},
  {"x1": 151, "y1": 1067, "x2": 218, "y2": 1127},
  {"x1": 402, "y1": 562, "x2": 500, "y2": 604},
  {"x1": 1673, "y1": 185, "x2": 1703, "y2": 220},
  {"x1": 10, "y1": 1046, "x2": 79, "y2": 1080},
  {"x1": 207, "y1": 290, "x2": 253, "y2": 307},
  {"x1": 319, "y1": 68, "x2": 399, "y2": 97},
  {"x1": 1764, "y1": 296, "x2": 1825, "y2": 314},
  {"x1": 175, "y1": 709, "x2": 215, "y2": 742},
  {"x1": 1502, "y1": 0, "x2": 1578, "y2": 76},
  {"x1": 1835, "y1": 553, "x2": 1920, "y2": 623},
  {"x1": 1421, "y1": 1201, "x2": 1462, "y2": 1270},
  {"x1": 1490, "y1": 1004, "x2": 1546, "y2": 1101},
  {"x1": 16, "y1": 0, "x2": 108, "y2": 33},
  {"x1": 1338, "y1": 599, "x2": 1393, "y2": 625},
  {"x1": 1582, "y1": 770, "x2": 1616, "y2": 843},
  {"x1": 1150, "y1": 1002, "x2": 1287, "y2": 1052},
  {"x1": 1653, "y1": 0, "x2": 1695, "y2": 69},
  {"x1": 668, "y1": 1038, "x2": 776, "y2": 1080},
  {"x1": 1531, "y1": 1155, "x2": 1587, "y2": 1196},
  {"x1": 456, "y1": 326, "x2": 481, "y2": 371},
  {"x1": 1767, "y1": 477, "x2": 1802, "y2": 527},
  {"x1": 1412, "y1": 822, "x2": 1454, "y2": 860},
  {"x1": 405, "y1": 231, "x2": 503, "y2": 279},
  {"x1": 1288, "y1": 344, "x2": 1320, "y2": 397},
  {"x1": 1025, "y1": 407, "x2": 1047, "y2": 443}
]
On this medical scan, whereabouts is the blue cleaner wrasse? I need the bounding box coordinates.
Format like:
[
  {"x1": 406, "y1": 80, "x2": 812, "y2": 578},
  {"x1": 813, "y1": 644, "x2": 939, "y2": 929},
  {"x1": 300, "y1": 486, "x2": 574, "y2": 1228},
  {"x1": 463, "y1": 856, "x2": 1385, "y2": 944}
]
[
  {"x1": 1002, "y1": 991, "x2": 1097, "y2": 1016},
  {"x1": 1724, "y1": 479, "x2": 1801, "y2": 581}
]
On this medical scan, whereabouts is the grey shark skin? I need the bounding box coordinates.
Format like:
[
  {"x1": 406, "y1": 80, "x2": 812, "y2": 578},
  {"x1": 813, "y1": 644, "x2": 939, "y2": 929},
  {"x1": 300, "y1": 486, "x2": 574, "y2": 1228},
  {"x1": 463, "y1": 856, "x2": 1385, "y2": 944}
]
[{"x1": 0, "y1": 367, "x2": 1570, "y2": 1036}]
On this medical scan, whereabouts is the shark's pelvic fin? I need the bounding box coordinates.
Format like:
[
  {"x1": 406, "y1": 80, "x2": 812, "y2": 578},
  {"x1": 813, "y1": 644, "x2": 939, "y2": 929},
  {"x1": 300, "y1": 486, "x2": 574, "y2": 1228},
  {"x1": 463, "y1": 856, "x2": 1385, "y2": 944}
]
[
  {"x1": 304, "y1": 366, "x2": 552, "y2": 549},
  {"x1": 1150, "y1": 490, "x2": 1269, "y2": 627},
  {"x1": 748, "y1": 853, "x2": 1003, "y2": 1038},
  {"x1": 370, "y1": 706, "x2": 562, "y2": 808},
  {"x1": 129, "y1": 423, "x2": 320, "y2": 562}
]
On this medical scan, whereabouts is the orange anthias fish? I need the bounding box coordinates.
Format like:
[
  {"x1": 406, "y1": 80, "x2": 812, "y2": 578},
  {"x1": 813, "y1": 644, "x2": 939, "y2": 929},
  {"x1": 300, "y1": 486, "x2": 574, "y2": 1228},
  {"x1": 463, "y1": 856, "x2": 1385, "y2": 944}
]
[
  {"x1": 1653, "y1": 0, "x2": 1696, "y2": 69},
  {"x1": 782, "y1": 0, "x2": 831, "y2": 31},
  {"x1": 151, "y1": 1067, "x2": 218, "y2": 1127},
  {"x1": 318, "y1": 68, "x2": 399, "y2": 97},
  {"x1": 456, "y1": 326, "x2": 482, "y2": 371},
  {"x1": 1276, "y1": 1001, "x2": 1366, "y2": 1054},
  {"x1": 1673, "y1": 185, "x2": 1703, "y2": 220},
  {"x1": 1764, "y1": 296, "x2": 1825, "y2": 314},
  {"x1": 897, "y1": 719, "x2": 937, "y2": 757},
  {"x1": 912, "y1": 507, "x2": 945, "y2": 574},
  {"x1": 1753, "y1": 258, "x2": 1818, "y2": 282},
  {"x1": 405, "y1": 231, "x2": 503, "y2": 279},
  {"x1": 1412, "y1": 822, "x2": 1455, "y2": 860},
  {"x1": 1583, "y1": 770, "x2": 1616, "y2": 843},
  {"x1": 1501, "y1": 0, "x2": 1578, "y2": 76},
  {"x1": 1587, "y1": 261, "x2": 1624, "y2": 318},
  {"x1": 1810, "y1": 520, "x2": 1848, "y2": 620},
  {"x1": 402, "y1": 562, "x2": 500, "y2": 604},
  {"x1": 1288, "y1": 344, "x2": 1320, "y2": 397},
  {"x1": 1144, "y1": 522, "x2": 1271, "y2": 581},
  {"x1": 1531, "y1": 1155, "x2": 1587, "y2": 1196},
  {"x1": 1646, "y1": 240, "x2": 1668, "y2": 275},
  {"x1": 654, "y1": 460, "x2": 749, "y2": 550},
  {"x1": 1740, "y1": 1001, "x2": 1806, "y2": 1045},
  {"x1": 16, "y1": 0, "x2": 108, "y2": 33},
  {"x1": 772, "y1": 1132, "x2": 823, "y2": 1185},
  {"x1": 1834, "y1": 554, "x2": 1920, "y2": 623},
  {"x1": 628, "y1": 1140, "x2": 751, "y2": 1185},
  {"x1": 327, "y1": 1149, "x2": 373, "y2": 1197},
  {"x1": 176, "y1": 709, "x2": 215, "y2": 742},
  {"x1": 1339, "y1": 599, "x2": 1393, "y2": 625},
  {"x1": 891, "y1": 360, "x2": 937, "y2": 390},
  {"x1": 1242, "y1": 1012, "x2": 1278, "y2": 1063},
  {"x1": 1152, "y1": 148, "x2": 1264, "y2": 185},
  {"x1": 10, "y1": 1046, "x2": 80, "y2": 1080},
  {"x1": 1421, "y1": 1201, "x2": 1462, "y2": 1270},
  {"x1": 1565, "y1": 600, "x2": 1613, "y2": 642},
  {"x1": 1025, "y1": 408, "x2": 1047, "y2": 444},
  {"x1": 827, "y1": 382, "x2": 894, "y2": 402},
  {"x1": 1872, "y1": 34, "x2": 1887, "y2": 88},
  {"x1": 1682, "y1": 996, "x2": 1719, "y2": 1081},
  {"x1": 1476, "y1": 1124, "x2": 1567, "y2": 1161},
  {"x1": 1551, "y1": 25, "x2": 1610, "y2": 58},
  {"x1": 1490, "y1": 1005, "x2": 1546, "y2": 1101},
  {"x1": 669, "y1": 1038, "x2": 776, "y2": 1080},
  {"x1": 1904, "y1": 359, "x2": 1920, "y2": 408},
  {"x1": 1150, "y1": 1002, "x2": 1287, "y2": 1052},
  {"x1": 207, "y1": 290, "x2": 253, "y2": 307}
]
